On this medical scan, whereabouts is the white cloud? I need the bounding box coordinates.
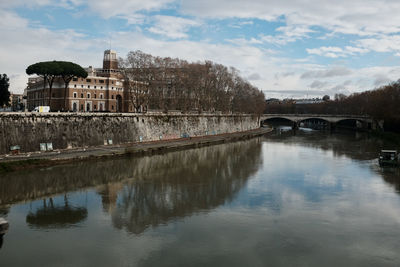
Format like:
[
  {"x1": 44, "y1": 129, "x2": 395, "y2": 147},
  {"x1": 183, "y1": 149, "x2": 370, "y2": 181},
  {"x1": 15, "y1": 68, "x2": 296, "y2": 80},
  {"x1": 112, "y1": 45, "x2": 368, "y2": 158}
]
[
  {"x1": 306, "y1": 45, "x2": 370, "y2": 58},
  {"x1": 180, "y1": 0, "x2": 400, "y2": 37},
  {"x1": 356, "y1": 35, "x2": 400, "y2": 54},
  {"x1": 301, "y1": 66, "x2": 353, "y2": 79},
  {"x1": 0, "y1": 10, "x2": 101, "y2": 93},
  {"x1": 86, "y1": 0, "x2": 174, "y2": 19},
  {"x1": 148, "y1": 16, "x2": 200, "y2": 39}
]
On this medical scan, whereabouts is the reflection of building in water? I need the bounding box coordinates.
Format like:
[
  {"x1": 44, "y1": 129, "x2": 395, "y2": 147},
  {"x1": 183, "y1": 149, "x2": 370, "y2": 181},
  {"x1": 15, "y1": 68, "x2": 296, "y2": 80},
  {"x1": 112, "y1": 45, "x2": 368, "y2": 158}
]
[
  {"x1": 1, "y1": 138, "x2": 262, "y2": 234},
  {"x1": 97, "y1": 183, "x2": 124, "y2": 214}
]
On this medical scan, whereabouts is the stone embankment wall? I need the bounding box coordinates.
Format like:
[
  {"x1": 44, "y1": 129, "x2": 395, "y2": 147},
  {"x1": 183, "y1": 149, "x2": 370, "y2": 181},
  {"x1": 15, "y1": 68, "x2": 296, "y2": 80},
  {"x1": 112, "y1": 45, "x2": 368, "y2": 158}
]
[{"x1": 0, "y1": 112, "x2": 259, "y2": 154}]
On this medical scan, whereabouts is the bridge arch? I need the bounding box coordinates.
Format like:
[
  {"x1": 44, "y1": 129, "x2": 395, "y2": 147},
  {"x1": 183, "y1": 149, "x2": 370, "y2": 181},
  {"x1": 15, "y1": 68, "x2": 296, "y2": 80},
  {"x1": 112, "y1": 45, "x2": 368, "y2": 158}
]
[
  {"x1": 262, "y1": 117, "x2": 296, "y2": 123},
  {"x1": 261, "y1": 117, "x2": 298, "y2": 128},
  {"x1": 336, "y1": 118, "x2": 371, "y2": 130}
]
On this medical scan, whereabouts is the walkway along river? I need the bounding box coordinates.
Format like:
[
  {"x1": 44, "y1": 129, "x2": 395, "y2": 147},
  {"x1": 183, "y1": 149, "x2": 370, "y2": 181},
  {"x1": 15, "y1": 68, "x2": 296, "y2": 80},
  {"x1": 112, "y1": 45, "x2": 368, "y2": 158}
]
[{"x1": 0, "y1": 127, "x2": 400, "y2": 266}]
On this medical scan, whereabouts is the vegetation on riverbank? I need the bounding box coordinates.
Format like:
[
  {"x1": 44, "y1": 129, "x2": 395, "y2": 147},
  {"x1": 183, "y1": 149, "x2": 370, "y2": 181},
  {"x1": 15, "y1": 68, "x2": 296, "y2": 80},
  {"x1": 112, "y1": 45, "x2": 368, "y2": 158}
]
[
  {"x1": 119, "y1": 50, "x2": 266, "y2": 114},
  {"x1": 0, "y1": 159, "x2": 51, "y2": 174}
]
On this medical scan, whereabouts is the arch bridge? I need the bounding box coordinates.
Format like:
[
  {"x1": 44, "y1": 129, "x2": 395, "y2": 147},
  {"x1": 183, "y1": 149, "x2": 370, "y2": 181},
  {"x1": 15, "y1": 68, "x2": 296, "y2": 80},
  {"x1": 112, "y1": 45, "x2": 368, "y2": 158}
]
[{"x1": 261, "y1": 114, "x2": 377, "y2": 130}]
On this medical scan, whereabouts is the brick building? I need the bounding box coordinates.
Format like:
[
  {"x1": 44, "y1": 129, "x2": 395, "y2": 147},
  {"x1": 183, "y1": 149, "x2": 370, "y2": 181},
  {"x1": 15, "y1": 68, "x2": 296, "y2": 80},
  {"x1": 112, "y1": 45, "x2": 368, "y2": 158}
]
[{"x1": 26, "y1": 50, "x2": 132, "y2": 112}]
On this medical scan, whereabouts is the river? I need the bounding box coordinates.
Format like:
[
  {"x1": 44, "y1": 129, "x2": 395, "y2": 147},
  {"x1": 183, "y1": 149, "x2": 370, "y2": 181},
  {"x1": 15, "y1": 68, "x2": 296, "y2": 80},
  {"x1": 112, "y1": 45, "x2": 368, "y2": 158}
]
[{"x1": 0, "y1": 128, "x2": 400, "y2": 266}]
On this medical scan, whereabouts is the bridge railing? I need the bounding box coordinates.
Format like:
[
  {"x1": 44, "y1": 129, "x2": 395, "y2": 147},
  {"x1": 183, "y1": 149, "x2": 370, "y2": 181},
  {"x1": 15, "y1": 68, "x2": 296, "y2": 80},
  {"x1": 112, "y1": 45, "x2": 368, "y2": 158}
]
[{"x1": 262, "y1": 113, "x2": 371, "y2": 119}]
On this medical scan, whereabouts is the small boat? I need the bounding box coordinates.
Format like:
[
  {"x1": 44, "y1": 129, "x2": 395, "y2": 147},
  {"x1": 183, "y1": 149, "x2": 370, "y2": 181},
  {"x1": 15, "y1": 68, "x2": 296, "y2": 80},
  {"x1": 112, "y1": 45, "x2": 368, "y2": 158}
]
[
  {"x1": 0, "y1": 217, "x2": 9, "y2": 235},
  {"x1": 379, "y1": 150, "x2": 400, "y2": 166}
]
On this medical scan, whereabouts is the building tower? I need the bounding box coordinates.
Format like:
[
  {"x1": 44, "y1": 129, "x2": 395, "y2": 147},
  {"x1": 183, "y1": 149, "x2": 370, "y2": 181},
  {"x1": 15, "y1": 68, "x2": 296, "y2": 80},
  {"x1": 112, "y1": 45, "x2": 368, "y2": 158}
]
[{"x1": 103, "y1": 50, "x2": 118, "y2": 70}]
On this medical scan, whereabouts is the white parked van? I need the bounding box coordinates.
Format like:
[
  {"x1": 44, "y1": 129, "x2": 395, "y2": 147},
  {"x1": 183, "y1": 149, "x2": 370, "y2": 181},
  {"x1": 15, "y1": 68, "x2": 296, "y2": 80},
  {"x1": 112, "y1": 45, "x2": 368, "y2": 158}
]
[{"x1": 33, "y1": 106, "x2": 50, "y2": 112}]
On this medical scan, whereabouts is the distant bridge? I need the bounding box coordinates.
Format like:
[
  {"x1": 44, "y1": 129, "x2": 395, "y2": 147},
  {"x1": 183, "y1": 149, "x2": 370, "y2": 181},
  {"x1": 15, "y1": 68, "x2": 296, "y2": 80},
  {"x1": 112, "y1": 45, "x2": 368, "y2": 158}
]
[{"x1": 260, "y1": 114, "x2": 378, "y2": 130}]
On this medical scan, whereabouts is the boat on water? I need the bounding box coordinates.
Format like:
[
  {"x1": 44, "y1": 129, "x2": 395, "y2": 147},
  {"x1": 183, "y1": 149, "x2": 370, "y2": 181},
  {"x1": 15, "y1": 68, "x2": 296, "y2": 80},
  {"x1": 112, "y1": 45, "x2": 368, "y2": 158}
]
[
  {"x1": 0, "y1": 217, "x2": 9, "y2": 235},
  {"x1": 379, "y1": 150, "x2": 400, "y2": 166}
]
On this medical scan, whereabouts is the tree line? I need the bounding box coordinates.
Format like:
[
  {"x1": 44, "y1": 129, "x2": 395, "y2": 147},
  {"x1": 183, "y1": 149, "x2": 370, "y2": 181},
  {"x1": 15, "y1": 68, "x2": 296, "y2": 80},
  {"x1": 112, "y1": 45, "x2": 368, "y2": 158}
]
[
  {"x1": 119, "y1": 50, "x2": 266, "y2": 114},
  {"x1": 0, "y1": 74, "x2": 10, "y2": 107},
  {"x1": 265, "y1": 81, "x2": 400, "y2": 131}
]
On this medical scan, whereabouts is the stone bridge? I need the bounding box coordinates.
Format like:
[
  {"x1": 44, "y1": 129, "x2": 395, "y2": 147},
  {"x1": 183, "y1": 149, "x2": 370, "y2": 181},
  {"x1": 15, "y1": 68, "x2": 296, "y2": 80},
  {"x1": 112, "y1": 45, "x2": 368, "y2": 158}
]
[{"x1": 261, "y1": 114, "x2": 378, "y2": 130}]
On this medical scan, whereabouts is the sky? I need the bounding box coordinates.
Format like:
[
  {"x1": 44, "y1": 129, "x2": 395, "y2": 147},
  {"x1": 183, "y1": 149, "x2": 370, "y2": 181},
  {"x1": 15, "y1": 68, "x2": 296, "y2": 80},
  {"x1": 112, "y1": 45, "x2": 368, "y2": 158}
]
[{"x1": 1, "y1": 0, "x2": 400, "y2": 99}]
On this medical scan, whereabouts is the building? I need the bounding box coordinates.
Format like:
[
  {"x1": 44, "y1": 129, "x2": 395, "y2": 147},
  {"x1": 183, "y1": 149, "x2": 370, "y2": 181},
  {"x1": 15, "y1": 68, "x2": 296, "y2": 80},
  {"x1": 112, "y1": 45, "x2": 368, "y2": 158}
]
[
  {"x1": 26, "y1": 50, "x2": 132, "y2": 112},
  {"x1": 10, "y1": 93, "x2": 24, "y2": 111}
]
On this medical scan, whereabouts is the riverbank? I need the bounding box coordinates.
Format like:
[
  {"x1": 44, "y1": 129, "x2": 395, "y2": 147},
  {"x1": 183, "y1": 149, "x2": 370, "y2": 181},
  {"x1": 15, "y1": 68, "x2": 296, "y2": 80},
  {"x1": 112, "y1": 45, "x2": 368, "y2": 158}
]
[{"x1": 0, "y1": 127, "x2": 272, "y2": 173}]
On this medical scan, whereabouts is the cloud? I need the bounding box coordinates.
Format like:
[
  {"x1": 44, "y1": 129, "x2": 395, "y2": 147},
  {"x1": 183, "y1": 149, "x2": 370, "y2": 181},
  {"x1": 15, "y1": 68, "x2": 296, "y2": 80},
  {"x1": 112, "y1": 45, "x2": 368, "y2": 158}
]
[
  {"x1": 248, "y1": 73, "x2": 261, "y2": 80},
  {"x1": 148, "y1": 15, "x2": 200, "y2": 39},
  {"x1": 306, "y1": 45, "x2": 369, "y2": 58},
  {"x1": 180, "y1": 0, "x2": 400, "y2": 37},
  {"x1": 0, "y1": 10, "x2": 102, "y2": 93},
  {"x1": 301, "y1": 66, "x2": 353, "y2": 79},
  {"x1": 86, "y1": 0, "x2": 174, "y2": 18},
  {"x1": 356, "y1": 35, "x2": 400, "y2": 54},
  {"x1": 373, "y1": 74, "x2": 392, "y2": 87},
  {"x1": 309, "y1": 80, "x2": 328, "y2": 89},
  {"x1": 260, "y1": 25, "x2": 315, "y2": 45}
]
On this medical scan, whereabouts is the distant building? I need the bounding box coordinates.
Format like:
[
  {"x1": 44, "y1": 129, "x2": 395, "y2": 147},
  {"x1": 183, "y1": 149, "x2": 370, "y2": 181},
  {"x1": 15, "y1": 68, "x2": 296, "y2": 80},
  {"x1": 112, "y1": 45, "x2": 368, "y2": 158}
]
[
  {"x1": 26, "y1": 50, "x2": 134, "y2": 112},
  {"x1": 10, "y1": 93, "x2": 23, "y2": 111},
  {"x1": 294, "y1": 98, "x2": 324, "y2": 105}
]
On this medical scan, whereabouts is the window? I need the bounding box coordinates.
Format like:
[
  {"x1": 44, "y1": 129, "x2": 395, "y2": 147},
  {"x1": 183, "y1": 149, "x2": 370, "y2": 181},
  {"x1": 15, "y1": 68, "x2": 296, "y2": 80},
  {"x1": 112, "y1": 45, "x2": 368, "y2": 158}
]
[
  {"x1": 80, "y1": 104, "x2": 83, "y2": 111},
  {"x1": 100, "y1": 86, "x2": 103, "y2": 89},
  {"x1": 112, "y1": 81, "x2": 114, "y2": 84},
  {"x1": 100, "y1": 94, "x2": 103, "y2": 99},
  {"x1": 94, "y1": 86, "x2": 96, "y2": 89},
  {"x1": 88, "y1": 85, "x2": 90, "y2": 89},
  {"x1": 100, "y1": 80, "x2": 104, "y2": 84},
  {"x1": 72, "y1": 78, "x2": 78, "y2": 81},
  {"x1": 112, "y1": 87, "x2": 114, "y2": 89},
  {"x1": 81, "y1": 93, "x2": 83, "y2": 98},
  {"x1": 74, "y1": 84, "x2": 77, "y2": 88},
  {"x1": 112, "y1": 105, "x2": 114, "y2": 110},
  {"x1": 112, "y1": 95, "x2": 114, "y2": 99},
  {"x1": 86, "y1": 79, "x2": 91, "y2": 82},
  {"x1": 94, "y1": 105, "x2": 97, "y2": 110},
  {"x1": 87, "y1": 93, "x2": 90, "y2": 98},
  {"x1": 73, "y1": 92, "x2": 77, "y2": 98},
  {"x1": 94, "y1": 94, "x2": 96, "y2": 99},
  {"x1": 81, "y1": 85, "x2": 83, "y2": 88}
]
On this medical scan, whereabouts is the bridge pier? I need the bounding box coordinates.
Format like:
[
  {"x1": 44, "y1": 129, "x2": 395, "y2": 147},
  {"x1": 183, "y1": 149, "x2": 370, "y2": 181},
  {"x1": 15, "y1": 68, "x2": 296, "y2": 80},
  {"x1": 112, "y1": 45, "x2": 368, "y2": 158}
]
[
  {"x1": 329, "y1": 122, "x2": 336, "y2": 133},
  {"x1": 292, "y1": 121, "x2": 299, "y2": 130}
]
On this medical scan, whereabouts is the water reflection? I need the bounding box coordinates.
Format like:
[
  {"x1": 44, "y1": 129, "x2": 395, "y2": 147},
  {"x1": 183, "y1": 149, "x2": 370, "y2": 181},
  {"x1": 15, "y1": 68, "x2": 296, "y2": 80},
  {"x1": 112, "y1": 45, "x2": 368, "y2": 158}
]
[
  {"x1": 98, "y1": 140, "x2": 263, "y2": 234},
  {"x1": 26, "y1": 195, "x2": 87, "y2": 229},
  {"x1": 0, "y1": 139, "x2": 262, "y2": 234},
  {"x1": 266, "y1": 129, "x2": 400, "y2": 195},
  {"x1": 2, "y1": 132, "x2": 400, "y2": 266},
  {"x1": 269, "y1": 128, "x2": 381, "y2": 161}
]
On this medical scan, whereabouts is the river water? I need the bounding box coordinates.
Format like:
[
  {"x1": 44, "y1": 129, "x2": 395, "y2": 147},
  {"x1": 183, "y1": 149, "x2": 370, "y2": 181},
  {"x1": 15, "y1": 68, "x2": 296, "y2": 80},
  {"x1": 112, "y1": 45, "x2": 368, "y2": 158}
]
[{"x1": 1, "y1": 128, "x2": 400, "y2": 266}]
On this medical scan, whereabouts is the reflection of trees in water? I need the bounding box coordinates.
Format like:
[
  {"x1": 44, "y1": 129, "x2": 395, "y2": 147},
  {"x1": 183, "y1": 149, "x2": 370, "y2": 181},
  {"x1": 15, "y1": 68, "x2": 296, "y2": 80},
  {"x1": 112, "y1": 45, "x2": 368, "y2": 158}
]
[
  {"x1": 0, "y1": 139, "x2": 261, "y2": 207},
  {"x1": 0, "y1": 206, "x2": 9, "y2": 217},
  {"x1": 376, "y1": 167, "x2": 400, "y2": 193},
  {"x1": 97, "y1": 139, "x2": 263, "y2": 234},
  {"x1": 267, "y1": 129, "x2": 382, "y2": 161},
  {"x1": 0, "y1": 138, "x2": 262, "y2": 233},
  {"x1": 268, "y1": 130, "x2": 400, "y2": 193},
  {"x1": 26, "y1": 195, "x2": 87, "y2": 229}
]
